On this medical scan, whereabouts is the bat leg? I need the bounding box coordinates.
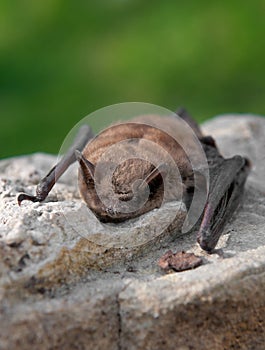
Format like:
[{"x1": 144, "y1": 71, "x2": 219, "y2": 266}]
[
  {"x1": 197, "y1": 155, "x2": 250, "y2": 252},
  {"x1": 18, "y1": 125, "x2": 94, "y2": 205}
]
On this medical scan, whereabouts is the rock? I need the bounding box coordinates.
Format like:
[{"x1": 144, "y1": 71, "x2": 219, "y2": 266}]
[
  {"x1": 202, "y1": 114, "x2": 265, "y2": 190},
  {"x1": 119, "y1": 247, "x2": 265, "y2": 350},
  {"x1": 0, "y1": 115, "x2": 265, "y2": 349},
  {"x1": 0, "y1": 153, "x2": 186, "y2": 291},
  {"x1": 0, "y1": 279, "x2": 123, "y2": 350}
]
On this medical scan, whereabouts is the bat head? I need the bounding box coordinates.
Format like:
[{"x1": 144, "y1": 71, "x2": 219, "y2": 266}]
[
  {"x1": 76, "y1": 122, "x2": 189, "y2": 222},
  {"x1": 76, "y1": 150, "x2": 182, "y2": 222}
]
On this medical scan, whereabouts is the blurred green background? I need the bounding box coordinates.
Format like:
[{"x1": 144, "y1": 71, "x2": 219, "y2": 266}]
[{"x1": 1, "y1": 0, "x2": 265, "y2": 158}]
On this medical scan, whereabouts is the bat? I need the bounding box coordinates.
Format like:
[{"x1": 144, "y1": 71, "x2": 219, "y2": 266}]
[{"x1": 18, "y1": 109, "x2": 250, "y2": 252}]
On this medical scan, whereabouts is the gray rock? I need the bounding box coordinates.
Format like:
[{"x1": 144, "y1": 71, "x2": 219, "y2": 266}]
[
  {"x1": 202, "y1": 114, "x2": 265, "y2": 190},
  {"x1": 119, "y1": 246, "x2": 265, "y2": 350},
  {"x1": 0, "y1": 153, "x2": 186, "y2": 292},
  {"x1": 0, "y1": 114, "x2": 265, "y2": 349}
]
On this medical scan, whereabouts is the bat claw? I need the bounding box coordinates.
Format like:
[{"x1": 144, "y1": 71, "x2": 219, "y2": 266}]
[{"x1": 17, "y1": 193, "x2": 40, "y2": 205}]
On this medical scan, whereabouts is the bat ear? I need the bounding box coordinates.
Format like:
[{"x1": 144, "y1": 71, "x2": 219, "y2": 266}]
[
  {"x1": 199, "y1": 135, "x2": 217, "y2": 148},
  {"x1": 142, "y1": 164, "x2": 167, "y2": 194},
  {"x1": 75, "y1": 150, "x2": 95, "y2": 181}
]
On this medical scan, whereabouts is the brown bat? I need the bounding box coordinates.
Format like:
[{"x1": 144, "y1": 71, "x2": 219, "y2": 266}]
[{"x1": 18, "y1": 109, "x2": 250, "y2": 252}]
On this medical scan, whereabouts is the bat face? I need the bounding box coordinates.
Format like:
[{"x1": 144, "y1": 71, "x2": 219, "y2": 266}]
[
  {"x1": 78, "y1": 156, "x2": 165, "y2": 222},
  {"x1": 77, "y1": 119, "x2": 195, "y2": 222}
]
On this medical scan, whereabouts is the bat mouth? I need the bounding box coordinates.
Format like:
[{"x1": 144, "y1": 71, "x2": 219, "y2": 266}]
[{"x1": 96, "y1": 209, "x2": 135, "y2": 223}]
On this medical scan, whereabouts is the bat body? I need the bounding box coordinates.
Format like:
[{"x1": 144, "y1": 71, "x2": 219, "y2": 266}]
[
  {"x1": 78, "y1": 115, "x2": 196, "y2": 222},
  {"x1": 18, "y1": 110, "x2": 250, "y2": 252}
]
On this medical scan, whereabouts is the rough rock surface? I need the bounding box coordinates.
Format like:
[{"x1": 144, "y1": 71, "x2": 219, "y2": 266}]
[{"x1": 1, "y1": 114, "x2": 265, "y2": 349}]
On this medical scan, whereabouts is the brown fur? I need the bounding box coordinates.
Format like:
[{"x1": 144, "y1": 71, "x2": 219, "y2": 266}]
[{"x1": 78, "y1": 115, "x2": 200, "y2": 222}]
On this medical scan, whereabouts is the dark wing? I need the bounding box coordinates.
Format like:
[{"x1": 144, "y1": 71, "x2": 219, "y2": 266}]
[{"x1": 176, "y1": 108, "x2": 250, "y2": 252}]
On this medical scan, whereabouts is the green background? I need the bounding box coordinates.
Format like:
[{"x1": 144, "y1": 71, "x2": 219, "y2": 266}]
[{"x1": 1, "y1": 0, "x2": 265, "y2": 158}]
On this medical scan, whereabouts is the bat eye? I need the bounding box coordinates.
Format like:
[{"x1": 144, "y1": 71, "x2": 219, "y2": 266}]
[
  {"x1": 138, "y1": 164, "x2": 167, "y2": 195},
  {"x1": 146, "y1": 167, "x2": 165, "y2": 196}
]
